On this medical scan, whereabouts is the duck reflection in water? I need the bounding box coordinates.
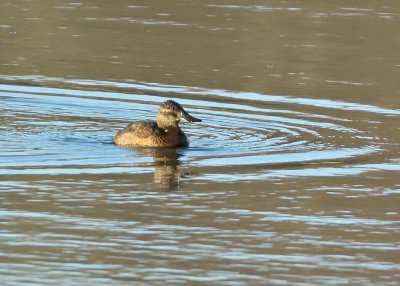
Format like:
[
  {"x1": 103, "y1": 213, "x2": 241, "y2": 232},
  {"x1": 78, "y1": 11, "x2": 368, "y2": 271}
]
[
  {"x1": 125, "y1": 147, "x2": 184, "y2": 190},
  {"x1": 153, "y1": 148, "x2": 182, "y2": 190}
]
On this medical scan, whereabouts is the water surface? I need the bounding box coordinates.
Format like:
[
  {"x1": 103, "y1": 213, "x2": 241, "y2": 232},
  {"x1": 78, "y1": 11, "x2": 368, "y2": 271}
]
[{"x1": 1, "y1": 1, "x2": 399, "y2": 285}]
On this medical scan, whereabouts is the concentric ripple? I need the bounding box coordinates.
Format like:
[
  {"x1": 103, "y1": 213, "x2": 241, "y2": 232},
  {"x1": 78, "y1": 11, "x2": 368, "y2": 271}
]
[{"x1": 0, "y1": 76, "x2": 399, "y2": 182}]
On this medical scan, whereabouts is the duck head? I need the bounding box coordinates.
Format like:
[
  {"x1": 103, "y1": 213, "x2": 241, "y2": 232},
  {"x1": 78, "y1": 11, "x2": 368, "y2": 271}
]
[{"x1": 156, "y1": 100, "x2": 202, "y2": 129}]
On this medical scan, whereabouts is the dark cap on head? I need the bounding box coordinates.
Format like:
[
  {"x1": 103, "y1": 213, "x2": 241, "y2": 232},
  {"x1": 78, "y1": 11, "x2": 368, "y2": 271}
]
[{"x1": 160, "y1": 100, "x2": 202, "y2": 123}]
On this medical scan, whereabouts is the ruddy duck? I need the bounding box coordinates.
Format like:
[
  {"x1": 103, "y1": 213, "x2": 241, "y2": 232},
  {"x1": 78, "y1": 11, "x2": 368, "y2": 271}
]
[{"x1": 113, "y1": 100, "x2": 202, "y2": 147}]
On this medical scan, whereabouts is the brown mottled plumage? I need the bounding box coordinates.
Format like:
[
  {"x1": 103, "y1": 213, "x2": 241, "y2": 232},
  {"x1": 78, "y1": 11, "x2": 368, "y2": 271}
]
[{"x1": 113, "y1": 100, "x2": 202, "y2": 147}]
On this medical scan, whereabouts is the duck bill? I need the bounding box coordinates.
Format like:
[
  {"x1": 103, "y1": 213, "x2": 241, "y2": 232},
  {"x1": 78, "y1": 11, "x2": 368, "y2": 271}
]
[{"x1": 181, "y1": 110, "x2": 202, "y2": 122}]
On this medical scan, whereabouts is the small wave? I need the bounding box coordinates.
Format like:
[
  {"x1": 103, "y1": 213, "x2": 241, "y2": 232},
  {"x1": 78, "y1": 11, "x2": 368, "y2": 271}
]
[{"x1": 0, "y1": 76, "x2": 398, "y2": 183}]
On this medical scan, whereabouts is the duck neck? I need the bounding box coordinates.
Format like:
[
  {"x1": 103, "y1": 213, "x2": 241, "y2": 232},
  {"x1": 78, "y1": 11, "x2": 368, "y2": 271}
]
[{"x1": 157, "y1": 115, "x2": 180, "y2": 131}]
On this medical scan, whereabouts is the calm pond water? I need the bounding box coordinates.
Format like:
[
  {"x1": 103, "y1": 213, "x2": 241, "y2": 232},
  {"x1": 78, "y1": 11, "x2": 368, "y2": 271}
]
[{"x1": 1, "y1": 1, "x2": 400, "y2": 285}]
